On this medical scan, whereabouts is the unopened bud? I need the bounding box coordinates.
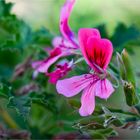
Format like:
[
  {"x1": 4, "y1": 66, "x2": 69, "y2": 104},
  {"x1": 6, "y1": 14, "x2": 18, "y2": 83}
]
[{"x1": 123, "y1": 81, "x2": 139, "y2": 106}]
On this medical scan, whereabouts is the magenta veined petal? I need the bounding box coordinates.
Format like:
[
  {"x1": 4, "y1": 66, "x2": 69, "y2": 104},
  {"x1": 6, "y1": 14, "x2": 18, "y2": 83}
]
[
  {"x1": 79, "y1": 84, "x2": 95, "y2": 116},
  {"x1": 78, "y1": 28, "x2": 102, "y2": 71},
  {"x1": 60, "y1": 0, "x2": 78, "y2": 48},
  {"x1": 78, "y1": 28, "x2": 113, "y2": 71},
  {"x1": 94, "y1": 79, "x2": 114, "y2": 99},
  {"x1": 86, "y1": 37, "x2": 113, "y2": 70},
  {"x1": 56, "y1": 74, "x2": 92, "y2": 97}
]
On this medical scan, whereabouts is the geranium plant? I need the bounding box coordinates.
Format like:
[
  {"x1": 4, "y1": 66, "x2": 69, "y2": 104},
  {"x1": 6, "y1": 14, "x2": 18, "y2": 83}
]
[{"x1": 0, "y1": 0, "x2": 140, "y2": 139}]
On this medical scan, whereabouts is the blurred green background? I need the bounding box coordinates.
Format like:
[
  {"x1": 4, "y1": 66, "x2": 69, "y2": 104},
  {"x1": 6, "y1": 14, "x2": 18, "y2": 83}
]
[{"x1": 6, "y1": 0, "x2": 140, "y2": 34}]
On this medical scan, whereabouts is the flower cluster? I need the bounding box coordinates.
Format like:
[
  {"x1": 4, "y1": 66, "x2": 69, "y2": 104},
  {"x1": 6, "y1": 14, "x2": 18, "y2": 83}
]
[{"x1": 32, "y1": 0, "x2": 115, "y2": 116}]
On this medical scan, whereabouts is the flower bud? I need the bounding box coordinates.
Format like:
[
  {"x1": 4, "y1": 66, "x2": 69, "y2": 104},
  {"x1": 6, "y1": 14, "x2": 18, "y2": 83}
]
[{"x1": 123, "y1": 81, "x2": 139, "y2": 106}]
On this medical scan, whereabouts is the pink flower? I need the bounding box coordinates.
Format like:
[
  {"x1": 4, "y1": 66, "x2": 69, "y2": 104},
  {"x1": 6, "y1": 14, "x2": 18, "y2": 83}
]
[
  {"x1": 56, "y1": 28, "x2": 115, "y2": 116},
  {"x1": 32, "y1": 0, "x2": 78, "y2": 75},
  {"x1": 31, "y1": 37, "x2": 76, "y2": 74},
  {"x1": 46, "y1": 61, "x2": 73, "y2": 84}
]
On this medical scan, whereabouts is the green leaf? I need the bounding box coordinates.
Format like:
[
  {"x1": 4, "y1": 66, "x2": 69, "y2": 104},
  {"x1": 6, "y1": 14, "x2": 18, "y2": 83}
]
[
  {"x1": 97, "y1": 128, "x2": 118, "y2": 137},
  {"x1": 111, "y1": 119, "x2": 124, "y2": 127},
  {"x1": 0, "y1": 0, "x2": 32, "y2": 52},
  {"x1": 97, "y1": 24, "x2": 109, "y2": 38},
  {"x1": 90, "y1": 132, "x2": 106, "y2": 139},
  {"x1": 0, "y1": 81, "x2": 12, "y2": 98},
  {"x1": 7, "y1": 96, "x2": 32, "y2": 119},
  {"x1": 101, "y1": 106, "x2": 132, "y2": 127},
  {"x1": 68, "y1": 99, "x2": 80, "y2": 109},
  {"x1": 111, "y1": 23, "x2": 140, "y2": 52},
  {"x1": 123, "y1": 81, "x2": 139, "y2": 106},
  {"x1": 30, "y1": 92, "x2": 58, "y2": 113},
  {"x1": 0, "y1": 0, "x2": 13, "y2": 17},
  {"x1": 0, "y1": 16, "x2": 31, "y2": 51},
  {"x1": 73, "y1": 116, "x2": 105, "y2": 130},
  {"x1": 31, "y1": 27, "x2": 53, "y2": 47}
]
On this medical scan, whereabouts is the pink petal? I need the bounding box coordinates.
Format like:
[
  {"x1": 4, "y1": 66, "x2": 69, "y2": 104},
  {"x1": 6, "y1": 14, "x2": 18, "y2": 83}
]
[
  {"x1": 32, "y1": 47, "x2": 68, "y2": 73},
  {"x1": 94, "y1": 79, "x2": 114, "y2": 99},
  {"x1": 47, "y1": 72, "x2": 60, "y2": 84},
  {"x1": 34, "y1": 55, "x2": 62, "y2": 73},
  {"x1": 50, "y1": 47, "x2": 62, "y2": 57},
  {"x1": 86, "y1": 37, "x2": 113, "y2": 70},
  {"x1": 52, "y1": 36, "x2": 63, "y2": 48},
  {"x1": 47, "y1": 62, "x2": 72, "y2": 84},
  {"x1": 52, "y1": 36, "x2": 76, "y2": 50},
  {"x1": 60, "y1": 0, "x2": 78, "y2": 48},
  {"x1": 44, "y1": 47, "x2": 52, "y2": 54},
  {"x1": 56, "y1": 74, "x2": 92, "y2": 97},
  {"x1": 79, "y1": 85, "x2": 95, "y2": 116},
  {"x1": 78, "y1": 28, "x2": 101, "y2": 70},
  {"x1": 31, "y1": 61, "x2": 43, "y2": 69}
]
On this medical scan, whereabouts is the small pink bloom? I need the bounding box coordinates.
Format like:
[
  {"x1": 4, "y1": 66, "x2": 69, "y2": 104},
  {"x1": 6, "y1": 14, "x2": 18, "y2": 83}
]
[
  {"x1": 32, "y1": 0, "x2": 79, "y2": 75},
  {"x1": 47, "y1": 61, "x2": 73, "y2": 84},
  {"x1": 56, "y1": 28, "x2": 114, "y2": 116},
  {"x1": 31, "y1": 36, "x2": 76, "y2": 74},
  {"x1": 32, "y1": 47, "x2": 65, "y2": 73}
]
